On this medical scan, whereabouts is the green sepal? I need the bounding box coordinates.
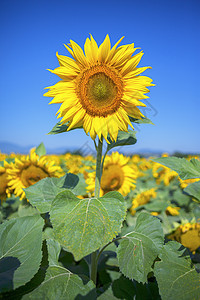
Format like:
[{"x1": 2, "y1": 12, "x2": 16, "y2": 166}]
[
  {"x1": 129, "y1": 116, "x2": 154, "y2": 125},
  {"x1": 48, "y1": 121, "x2": 82, "y2": 135}
]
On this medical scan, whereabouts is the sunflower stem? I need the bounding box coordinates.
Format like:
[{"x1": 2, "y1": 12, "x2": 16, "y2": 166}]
[
  {"x1": 90, "y1": 138, "x2": 103, "y2": 285},
  {"x1": 94, "y1": 138, "x2": 103, "y2": 198}
]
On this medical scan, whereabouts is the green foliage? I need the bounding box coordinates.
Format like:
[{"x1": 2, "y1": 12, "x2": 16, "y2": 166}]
[
  {"x1": 0, "y1": 215, "x2": 44, "y2": 292},
  {"x1": 48, "y1": 121, "x2": 82, "y2": 135},
  {"x1": 153, "y1": 157, "x2": 200, "y2": 180},
  {"x1": 35, "y1": 143, "x2": 46, "y2": 157},
  {"x1": 117, "y1": 212, "x2": 164, "y2": 283},
  {"x1": 107, "y1": 130, "x2": 137, "y2": 152},
  {"x1": 23, "y1": 266, "x2": 95, "y2": 300},
  {"x1": 1, "y1": 148, "x2": 200, "y2": 298},
  {"x1": 184, "y1": 181, "x2": 200, "y2": 202},
  {"x1": 112, "y1": 275, "x2": 160, "y2": 300},
  {"x1": 129, "y1": 116, "x2": 154, "y2": 125},
  {"x1": 24, "y1": 173, "x2": 85, "y2": 213},
  {"x1": 154, "y1": 241, "x2": 200, "y2": 300},
  {"x1": 50, "y1": 190, "x2": 127, "y2": 261},
  {"x1": 46, "y1": 239, "x2": 61, "y2": 267}
]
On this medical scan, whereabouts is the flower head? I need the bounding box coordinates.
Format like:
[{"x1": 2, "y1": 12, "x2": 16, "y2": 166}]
[
  {"x1": 168, "y1": 222, "x2": 200, "y2": 253},
  {"x1": 44, "y1": 35, "x2": 154, "y2": 142},
  {"x1": 130, "y1": 187, "x2": 157, "y2": 215},
  {"x1": 0, "y1": 164, "x2": 11, "y2": 202},
  {"x1": 86, "y1": 152, "x2": 137, "y2": 196},
  {"x1": 6, "y1": 148, "x2": 64, "y2": 200}
]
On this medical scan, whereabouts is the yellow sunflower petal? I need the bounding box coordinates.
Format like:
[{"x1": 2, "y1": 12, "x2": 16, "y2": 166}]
[
  {"x1": 98, "y1": 34, "x2": 111, "y2": 62},
  {"x1": 70, "y1": 40, "x2": 89, "y2": 67}
]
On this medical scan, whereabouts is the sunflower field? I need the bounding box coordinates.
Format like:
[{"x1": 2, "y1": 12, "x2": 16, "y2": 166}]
[
  {"x1": 1, "y1": 35, "x2": 200, "y2": 299},
  {"x1": 0, "y1": 143, "x2": 200, "y2": 299}
]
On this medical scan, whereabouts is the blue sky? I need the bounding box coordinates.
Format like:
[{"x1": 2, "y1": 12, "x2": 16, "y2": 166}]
[{"x1": 0, "y1": 0, "x2": 199, "y2": 154}]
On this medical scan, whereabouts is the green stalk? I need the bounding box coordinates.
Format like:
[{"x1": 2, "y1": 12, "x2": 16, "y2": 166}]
[{"x1": 90, "y1": 138, "x2": 103, "y2": 285}]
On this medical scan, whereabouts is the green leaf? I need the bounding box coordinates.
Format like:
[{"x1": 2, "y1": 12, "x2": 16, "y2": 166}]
[
  {"x1": 143, "y1": 200, "x2": 168, "y2": 212},
  {"x1": 154, "y1": 241, "x2": 200, "y2": 300},
  {"x1": 24, "y1": 173, "x2": 80, "y2": 213},
  {"x1": 112, "y1": 275, "x2": 161, "y2": 300},
  {"x1": 17, "y1": 204, "x2": 39, "y2": 217},
  {"x1": 152, "y1": 157, "x2": 200, "y2": 180},
  {"x1": 72, "y1": 173, "x2": 87, "y2": 196},
  {"x1": 22, "y1": 266, "x2": 95, "y2": 300},
  {"x1": 0, "y1": 215, "x2": 44, "y2": 292},
  {"x1": 46, "y1": 239, "x2": 61, "y2": 267},
  {"x1": 50, "y1": 190, "x2": 127, "y2": 261},
  {"x1": 48, "y1": 121, "x2": 82, "y2": 135},
  {"x1": 35, "y1": 143, "x2": 46, "y2": 157},
  {"x1": 173, "y1": 189, "x2": 191, "y2": 206},
  {"x1": 129, "y1": 116, "x2": 154, "y2": 125},
  {"x1": 107, "y1": 130, "x2": 137, "y2": 152},
  {"x1": 184, "y1": 181, "x2": 200, "y2": 202},
  {"x1": 112, "y1": 275, "x2": 136, "y2": 299},
  {"x1": 117, "y1": 212, "x2": 164, "y2": 283},
  {"x1": 98, "y1": 287, "x2": 118, "y2": 299}
]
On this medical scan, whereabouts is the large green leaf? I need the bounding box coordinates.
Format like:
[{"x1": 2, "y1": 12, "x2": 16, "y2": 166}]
[
  {"x1": 154, "y1": 241, "x2": 200, "y2": 300},
  {"x1": 24, "y1": 173, "x2": 80, "y2": 213},
  {"x1": 184, "y1": 181, "x2": 200, "y2": 202},
  {"x1": 117, "y1": 212, "x2": 164, "y2": 283},
  {"x1": 23, "y1": 266, "x2": 95, "y2": 300},
  {"x1": 50, "y1": 190, "x2": 127, "y2": 261},
  {"x1": 107, "y1": 130, "x2": 137, "y2": 152},
  {"x1": 0, "y1": 215, "x2": 44, "y2": 292},
  {"x1": 152, "y1": 157, "x2": 200, "y2": 180}
]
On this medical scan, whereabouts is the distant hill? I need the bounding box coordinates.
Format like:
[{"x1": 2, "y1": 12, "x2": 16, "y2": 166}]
[
  {"x1": 0, "y1": 141, "x2": 74, "y2": 155},
  {"x1": 0, "y1": 141, "x2": 165, "y2": 157},
  {"x1": 1, "y1": 141, "x2": 197, "y2": 157}
]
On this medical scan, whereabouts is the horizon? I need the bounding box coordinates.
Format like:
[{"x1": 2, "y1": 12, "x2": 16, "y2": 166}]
[{"x1": 0, "y1": 140, "x2": 199, "y2": 157}]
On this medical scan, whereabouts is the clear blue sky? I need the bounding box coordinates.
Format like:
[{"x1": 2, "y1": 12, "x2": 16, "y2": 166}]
[{"x1": 0, "y1": 0, "x2": 199, "y2": 153}]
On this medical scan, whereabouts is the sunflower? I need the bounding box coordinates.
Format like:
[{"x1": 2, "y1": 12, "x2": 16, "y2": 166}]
[
  {"x1": 152, "y1": 161, "x2": 178, "y2": 186},
  {"x1": 44, "y1": 35, "x2": 154, "y2": 142},
  {"x1": 168, "y1": 222, "x2": 200, "y2": 253},
  {"x1": 178, "y1": 177, "x2": 200, "y2": 189},
  {"x1": 86, "y1": 152, "x2": 137, "y2": 196},
  {"x1": 130, "y1": 187, "x2": 157, "y2": 215},
  {"x1": 6, "y1": 148, "x2": 64, "y2": 200},
  {"x1": 0, "y1": 164, "x2": 11, "y2": 202},
  {"x1": 165, "y1": 206, "x2": 180, "y2": 216}
]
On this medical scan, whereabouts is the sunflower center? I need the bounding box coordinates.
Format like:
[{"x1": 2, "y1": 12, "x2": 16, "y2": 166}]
[
  {"x1": 101, "y1": 164, "x2": 124, "y2": 194},
  {"x1": 87, "y1": 73, "x2": 117, "y2": 103},
  {"x1": 21, "y1": 165, "x2": 49, "y2": 187},
  {"x1": 76, "y1": 64, "x2": 123, "y2": 117}
]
